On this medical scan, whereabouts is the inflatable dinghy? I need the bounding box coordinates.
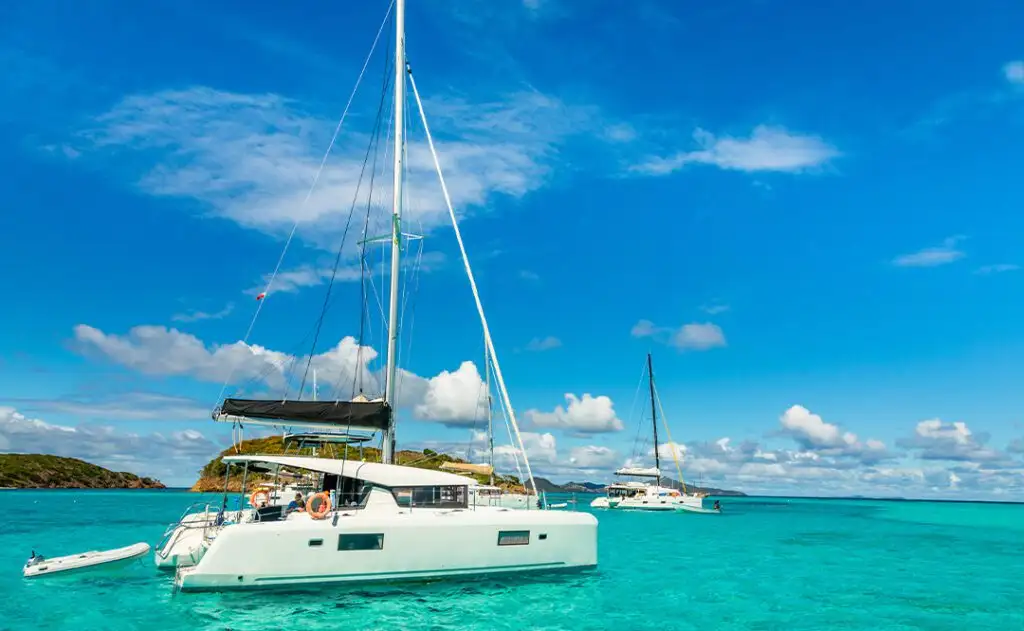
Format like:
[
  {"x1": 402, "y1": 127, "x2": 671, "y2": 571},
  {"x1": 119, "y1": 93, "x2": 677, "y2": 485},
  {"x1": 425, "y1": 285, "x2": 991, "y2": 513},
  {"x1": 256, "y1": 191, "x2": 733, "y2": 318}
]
[
  {"x1": 23, "y1": 542, "x2": 151, "y2": 578},
  {"x1": 674, "y1": 505, "x2": 722, "y2": 515}
]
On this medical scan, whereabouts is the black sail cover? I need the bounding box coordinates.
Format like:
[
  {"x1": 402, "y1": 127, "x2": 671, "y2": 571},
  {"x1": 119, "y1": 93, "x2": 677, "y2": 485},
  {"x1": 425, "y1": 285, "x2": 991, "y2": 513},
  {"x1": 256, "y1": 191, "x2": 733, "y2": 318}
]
[{"x1": 219, "y1": 398, "x2": 391, "y2": 430}]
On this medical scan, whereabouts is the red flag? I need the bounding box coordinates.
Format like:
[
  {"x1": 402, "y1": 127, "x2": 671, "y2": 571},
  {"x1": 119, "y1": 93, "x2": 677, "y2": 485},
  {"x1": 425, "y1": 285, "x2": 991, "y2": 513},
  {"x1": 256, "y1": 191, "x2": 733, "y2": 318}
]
[{"x1": 256, "y1": 292, "x2": 266, "y2": 301}]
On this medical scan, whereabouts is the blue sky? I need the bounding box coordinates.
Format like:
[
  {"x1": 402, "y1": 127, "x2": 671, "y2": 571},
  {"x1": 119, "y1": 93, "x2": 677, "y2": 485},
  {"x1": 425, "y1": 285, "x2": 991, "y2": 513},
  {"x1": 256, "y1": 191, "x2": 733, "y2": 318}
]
[{"x1": 2, "y1": 0, "x2": 1024, "y2": 497}]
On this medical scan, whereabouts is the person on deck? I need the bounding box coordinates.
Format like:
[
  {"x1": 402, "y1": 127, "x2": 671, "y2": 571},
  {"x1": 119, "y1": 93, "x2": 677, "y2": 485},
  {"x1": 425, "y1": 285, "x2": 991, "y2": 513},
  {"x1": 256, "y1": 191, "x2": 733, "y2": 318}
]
[{"x1": 286, "y1": 493, "x2": 306, "y2": 513}]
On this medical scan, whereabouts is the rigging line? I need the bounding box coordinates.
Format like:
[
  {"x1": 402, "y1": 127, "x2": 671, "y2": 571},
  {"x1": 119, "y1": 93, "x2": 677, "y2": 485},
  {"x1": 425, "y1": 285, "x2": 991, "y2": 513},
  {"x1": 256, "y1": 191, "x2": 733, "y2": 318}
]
[
  {"x1": 393, "y1": 112, "x2": 424, "y2": 407},
  {"x1": 213, "y1": 0, "x2": 396, "y2": 409},
  {"x1": 354, "y1": 10, "x2": 394, "y2": 399},
  {"x1": 351, "y1": 96, "x2": 391, "y2": 399},
  {"x1": 495, "y1": 371, "x2": 527, "y2": 493},
  {"x1": 232, "y1": 109, "x2": 395, "y2": 401},
  {"x1": 298, "y1": 38, "x2": 395, "y2": 400},
  {"x1": 407, "y1": 64, "x2": 539, "y2": 500},
  {"x1": 395, "y1": 238, "x2": 424, "y2": 401},
  {"x1": 627, "y1": 357, "x2": 648, "y2": 461},
  {"x1": 653, "y1": 384, "x2": 687, "y2": 493}
]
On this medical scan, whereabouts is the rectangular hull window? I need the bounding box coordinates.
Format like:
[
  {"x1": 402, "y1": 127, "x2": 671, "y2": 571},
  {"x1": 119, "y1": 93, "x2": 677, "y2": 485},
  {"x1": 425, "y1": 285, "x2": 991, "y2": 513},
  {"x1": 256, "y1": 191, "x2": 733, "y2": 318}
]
[
  {"x1": 338, "y1": 533, "x2": 384, "y2": 551},
  {"x1": 497, "y1": 530, "x2": 530, "y2": 546}
]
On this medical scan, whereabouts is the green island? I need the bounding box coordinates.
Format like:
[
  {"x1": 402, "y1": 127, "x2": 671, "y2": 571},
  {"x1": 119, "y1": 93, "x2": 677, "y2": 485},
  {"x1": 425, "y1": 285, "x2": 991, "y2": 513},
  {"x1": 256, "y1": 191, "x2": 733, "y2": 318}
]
[
  {"x1": 190, "y1": 435, "x2": 528, "y2": 492},
  {"x1": 0, "y1": 454, "x2": 166, "y2": 489}
]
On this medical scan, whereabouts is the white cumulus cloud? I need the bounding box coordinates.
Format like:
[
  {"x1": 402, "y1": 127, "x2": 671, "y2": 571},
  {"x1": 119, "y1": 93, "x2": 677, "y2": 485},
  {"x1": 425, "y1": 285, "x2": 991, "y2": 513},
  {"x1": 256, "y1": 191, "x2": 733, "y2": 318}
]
[
  {"x1": 0, "y1": 406, "x2": 219, "y2": 486},
  {"x1": 526, "y1": 393, "x2": 624, "y2": 434},
  {"x1": 71, "y1": 323, "x2": 492, "y2": 425}
]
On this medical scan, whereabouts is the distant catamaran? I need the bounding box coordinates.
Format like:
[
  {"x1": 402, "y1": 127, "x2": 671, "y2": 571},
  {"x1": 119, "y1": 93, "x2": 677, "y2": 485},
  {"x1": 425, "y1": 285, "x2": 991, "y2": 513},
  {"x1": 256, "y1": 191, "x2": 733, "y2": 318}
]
[
  {"x1": 154, "y1": 0, "x2": 597, "y2": 591},
  {"x1": 591, "y1": 353, "x2": 721, "y2": 514}
]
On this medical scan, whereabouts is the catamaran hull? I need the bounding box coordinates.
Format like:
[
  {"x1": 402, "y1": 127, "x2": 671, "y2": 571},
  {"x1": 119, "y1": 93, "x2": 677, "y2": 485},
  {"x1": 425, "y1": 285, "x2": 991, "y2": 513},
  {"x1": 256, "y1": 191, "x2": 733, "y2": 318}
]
[
  {"x1": 174, "y1": 510, "x2": 597, "y2": 592},
  {"x1": 155, "y1": 509, "x2": 248, "y2": 570},
  {"x1": 590, "y1": 496, "x2": 706, "y2": 511}
]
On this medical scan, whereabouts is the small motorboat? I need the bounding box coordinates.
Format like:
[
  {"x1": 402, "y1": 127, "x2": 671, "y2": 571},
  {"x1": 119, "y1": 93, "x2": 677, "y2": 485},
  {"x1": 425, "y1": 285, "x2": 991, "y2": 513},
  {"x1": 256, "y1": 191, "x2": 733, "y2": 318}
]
[{"x1": 23, "y1": 542, "x2": 151, "y2": 578}]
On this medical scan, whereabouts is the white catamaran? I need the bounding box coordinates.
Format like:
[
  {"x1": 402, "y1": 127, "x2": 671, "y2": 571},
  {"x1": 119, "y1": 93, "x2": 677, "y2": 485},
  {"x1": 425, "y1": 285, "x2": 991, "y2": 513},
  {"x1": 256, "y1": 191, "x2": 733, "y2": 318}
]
[
  {"x1": 155, "y1": 0, "x2": 597, "y2": 591},
  {"x1": 590, "y1": 353, "x2": 721, "y2": 514}
]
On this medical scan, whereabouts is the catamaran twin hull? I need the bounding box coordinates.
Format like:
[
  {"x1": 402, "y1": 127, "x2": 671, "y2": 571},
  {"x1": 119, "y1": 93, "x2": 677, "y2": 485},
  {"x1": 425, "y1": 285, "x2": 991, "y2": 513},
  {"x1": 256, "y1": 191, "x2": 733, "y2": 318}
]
[
  {"x1": 590, "y1": 495, "x2": 706, "y2": 511},
  {"x1": 174, "y1": 509, "x2": 597, "y2": 592}
]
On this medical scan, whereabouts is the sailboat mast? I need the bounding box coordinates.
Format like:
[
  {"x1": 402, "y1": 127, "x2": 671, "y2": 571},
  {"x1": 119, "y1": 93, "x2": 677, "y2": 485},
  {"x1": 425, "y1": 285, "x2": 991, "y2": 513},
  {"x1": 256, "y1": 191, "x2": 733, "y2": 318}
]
[
  {"x1": 312, "y1": 369, "x2": 318, "y2": 401},
  {"x1": 647, "y1": 352, "x2": 661, "y2": 487},
  {"x1": 485, "y1": 341, "x2": 494, "y2": 486},
  {"x1": 382, "y1": 0, "x2": 406, "y2": 465}
]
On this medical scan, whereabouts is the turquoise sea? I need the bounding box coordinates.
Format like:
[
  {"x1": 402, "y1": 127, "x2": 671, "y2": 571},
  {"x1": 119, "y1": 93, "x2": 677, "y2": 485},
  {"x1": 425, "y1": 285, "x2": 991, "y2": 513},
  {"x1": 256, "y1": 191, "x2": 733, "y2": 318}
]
[{"x1": 1, "y1": 491, "x2": 1022, "y2": 631}]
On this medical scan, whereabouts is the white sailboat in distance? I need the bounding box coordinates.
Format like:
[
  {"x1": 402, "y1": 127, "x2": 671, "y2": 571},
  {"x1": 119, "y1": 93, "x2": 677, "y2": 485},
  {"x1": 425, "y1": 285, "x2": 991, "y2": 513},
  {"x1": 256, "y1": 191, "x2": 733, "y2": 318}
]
[{"x1": 591, "y1": 353, "x2": 721, "y2": 514}]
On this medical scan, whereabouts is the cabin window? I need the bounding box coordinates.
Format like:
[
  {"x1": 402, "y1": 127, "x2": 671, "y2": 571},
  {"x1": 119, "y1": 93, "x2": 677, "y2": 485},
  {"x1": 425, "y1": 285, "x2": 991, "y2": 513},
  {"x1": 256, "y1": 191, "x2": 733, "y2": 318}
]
[
  {"x1": 497, "y1": 530, "x2": 530, "y2": 546},
  {"x1": 338, "y1": 533, "x2": 384, "y2": 551},
  {"x1": 390, "y1": 485, "x2": 467, "y2": 509}
]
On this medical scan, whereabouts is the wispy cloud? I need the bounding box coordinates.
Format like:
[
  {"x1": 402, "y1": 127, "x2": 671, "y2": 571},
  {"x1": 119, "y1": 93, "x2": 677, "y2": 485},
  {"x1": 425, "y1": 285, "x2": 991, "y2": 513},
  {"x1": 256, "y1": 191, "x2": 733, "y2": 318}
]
[
  {"x1": 700, "y1": 303, "x2": 731, "y2": 315},
  {"x1": 78, "y1": 86, "x2": 618, "y2": 253},
  {"x1": 603, "y1": 123, "x2": 638, "y2": 143},
  {"x1": 519, "y1": 270, "x2": 540, "y2": 282},
  {"x1": 629, "y1": 125, "x2": 839, "y2": 177},
  {"x1": 891, "y1": 236, "x2": 966, "y2": 268},
  {"x1": 525, "y1": 336, "x2": 562, "y2": 352},
  {"x1": 905, "y1": 60, "x2": 1024, "y2": 138},
  {"x1": 172, "y1": 303, "x2": 234, "y2": 323},
  {"x1": 1003, "y1": 60, "x2": 1024, "y2": 86},
  {"x1": 975, "y1": 263, "x2": 1019, "y2": 275},
  {"x1": 13, "y1": 392, "x2": 210, "y2": 422},
  {"x1": 631, "y1": 319, "x2": 727, "y2": 351},
  {"x1": 250, "y1": 251, "x2": 445, "y2": 296}
]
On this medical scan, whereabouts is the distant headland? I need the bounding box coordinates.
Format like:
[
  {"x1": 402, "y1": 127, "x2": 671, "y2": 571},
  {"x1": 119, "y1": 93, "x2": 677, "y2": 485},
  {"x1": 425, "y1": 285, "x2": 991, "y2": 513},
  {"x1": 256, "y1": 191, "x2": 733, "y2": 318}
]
[{"x1": 0, "y1": 454, "x2": 166, "y2": 489}]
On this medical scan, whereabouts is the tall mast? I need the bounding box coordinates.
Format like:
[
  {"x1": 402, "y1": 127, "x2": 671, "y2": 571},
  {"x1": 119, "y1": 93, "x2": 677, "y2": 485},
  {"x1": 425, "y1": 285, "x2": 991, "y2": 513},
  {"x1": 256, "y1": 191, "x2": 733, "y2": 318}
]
[
  {"x1": 382, "y1": 0, "x2": 406, "y2": 464},
  {"x1": 647, "y1": 352, "x2": 661, "y2": 487},
  {"x1": 485, "y1": 341, "x2": 494, "y2": 486},
  {"x1": 312, "y1": 369, "x2": 318, "y2": 401}
]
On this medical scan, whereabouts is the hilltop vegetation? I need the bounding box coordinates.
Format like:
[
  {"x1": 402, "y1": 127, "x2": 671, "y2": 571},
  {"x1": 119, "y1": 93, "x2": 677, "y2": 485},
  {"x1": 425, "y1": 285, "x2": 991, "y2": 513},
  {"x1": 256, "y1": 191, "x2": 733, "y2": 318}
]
[
  {"x1": 0, "y1": 454, "x2": 165, "y2": 489},
  {"x1": 191, "y1": 436, "x2": 525, "y2": 492}
]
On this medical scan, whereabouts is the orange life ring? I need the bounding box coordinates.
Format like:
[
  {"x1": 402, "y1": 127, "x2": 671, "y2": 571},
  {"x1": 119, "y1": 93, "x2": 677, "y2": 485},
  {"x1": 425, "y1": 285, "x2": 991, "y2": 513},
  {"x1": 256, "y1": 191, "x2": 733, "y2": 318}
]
[
  {"x1": 250, "y1": 489, "x2": 270, "y2": 507},
  {"x1": 306, "y1": 492, "x2": 332, "y2": 519}
]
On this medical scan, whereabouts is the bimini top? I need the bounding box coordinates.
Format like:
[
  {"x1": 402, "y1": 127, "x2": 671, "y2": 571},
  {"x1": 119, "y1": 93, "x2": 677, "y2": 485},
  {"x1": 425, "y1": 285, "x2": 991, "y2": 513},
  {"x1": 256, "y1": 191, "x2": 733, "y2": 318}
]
[
  {"x1": 216, "y1": 398, "x2": 390, "y2": 431},
  {"x1": 221, "y1": 455, "x2": 479, "y2": 489}
]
